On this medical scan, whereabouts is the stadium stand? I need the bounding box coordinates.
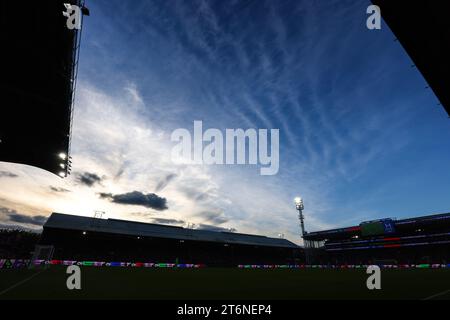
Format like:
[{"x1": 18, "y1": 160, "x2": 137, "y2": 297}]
[
  {"x1": 0, "y1": 1, "x2": 87, "y2": 177},
  {"x1": 0, "y1": 229, "x2": 40, "y2": 259},
  {"x1": 304, "y1": 213, "x2": 450, "y2": 265},
  {"x1": 39, "y1": 213, "x2": 302, "y2": 266}
]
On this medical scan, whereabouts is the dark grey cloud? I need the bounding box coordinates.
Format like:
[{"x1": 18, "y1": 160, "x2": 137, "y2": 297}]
[
  {"x1": 0, "y1": 207, "x2": 47, "y2": 226},
  {"x1": 195, "y1": 224, "x2": 236, "y2": 233},
  {"x1": 49, "y1": 186, "x2": 71, "y2": 193},
  {"x1": 8, "y1": 214, "x2": 47, "y2": 226},
  {"x1": 99, "y1": 191, "x2": 168, "y2": 211},
  {"x1": 0, "y1": 171, "x2": 18, "y2": 178},
  {"x1": 151, "y1": 218, "x2": 185, "y2": 226},
  {"x1": 75, "y1": 172, "x2": 103, "y2": 187},
  {"x1": 155, "y1": 173, "x2": 177, "y2": 192},
  {"x1": 0, "y1": 223, "x2": 40, "y2": 232}
]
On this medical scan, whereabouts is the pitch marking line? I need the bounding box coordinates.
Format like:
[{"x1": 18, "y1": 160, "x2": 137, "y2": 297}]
[
  {"x1": 0, "y1": 269, "x2": 47, "y2": 296},
  {"x1": 422, "y1": 289, "x2": 450, "y2": 300}
]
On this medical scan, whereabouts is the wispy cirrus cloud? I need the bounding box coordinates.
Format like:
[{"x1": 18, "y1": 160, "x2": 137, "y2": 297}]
[
  {"x1": 1, "y1": 0, "x2": 449, "y2": 243},
  {"x1": 155, "y1": 173, "x2": 177, "y2": 192}
]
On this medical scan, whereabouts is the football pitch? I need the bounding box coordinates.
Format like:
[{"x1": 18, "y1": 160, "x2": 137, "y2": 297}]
[{"x1": 0, "y1": 267, "x2": 449, "y2": 300}]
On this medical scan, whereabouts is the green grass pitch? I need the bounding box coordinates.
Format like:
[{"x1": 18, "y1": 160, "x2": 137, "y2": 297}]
[{"x1": 1, "y1": 267, "x2": 449, "y2": 300}]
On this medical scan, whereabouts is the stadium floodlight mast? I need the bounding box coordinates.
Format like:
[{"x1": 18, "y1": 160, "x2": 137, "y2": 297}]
[
  {"x1": 295, "y1": 196, "x2": 311, "y2": 264},
  {"x1": 294, "y1": 197, "x2": 306, "y2": 238}
]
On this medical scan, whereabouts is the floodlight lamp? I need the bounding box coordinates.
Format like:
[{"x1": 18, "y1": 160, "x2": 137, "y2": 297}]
[
  {"x1": 58, "y1": 171, "x2": 66, "y2": 178},
  {"x1": 295, "y1": 196, "x2": 304, "y2": 210},
  {"x1": 58, "y1": 153, "x2": 67, "y2": 160}
]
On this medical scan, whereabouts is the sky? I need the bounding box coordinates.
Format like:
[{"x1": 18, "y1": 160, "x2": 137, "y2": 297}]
[{"x1": 1, "y1": 0, "x2": 450, "y2": 244}]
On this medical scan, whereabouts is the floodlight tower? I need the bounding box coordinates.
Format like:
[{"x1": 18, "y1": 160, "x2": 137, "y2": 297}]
[
  {"x1": 295, "y1": 196, "x2": 311, "y2": 264},
  {"x1": 294, "y1": 197, "x2": 306, "y2": 238}
]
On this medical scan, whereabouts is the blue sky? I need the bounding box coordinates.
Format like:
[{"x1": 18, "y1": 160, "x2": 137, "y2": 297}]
[{"x1": 1, "y1": 0, "x2": 450, "y2": 243}]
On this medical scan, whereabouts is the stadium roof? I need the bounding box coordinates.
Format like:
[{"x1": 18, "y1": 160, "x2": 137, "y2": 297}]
[
  {"x1": 372, "y1": 1, "x2": 450, "y2": 117},
  {"x1": 304, "y1": 212, "x2": 450, "y2": 241},
  {"x1": 44, "y1": 213, "x2": 299, "y2": 248},
  {"x1": 0, "y1": 1, "x2": 86, "y2": 176}
]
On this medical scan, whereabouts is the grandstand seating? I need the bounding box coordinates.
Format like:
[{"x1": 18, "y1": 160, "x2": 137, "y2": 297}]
[
  {"x1": 304, "y1": 213, "x2": 450, "y2": 265},
  {"x1": 0, "y1": 229, "x2": 40, "y2": 259}
]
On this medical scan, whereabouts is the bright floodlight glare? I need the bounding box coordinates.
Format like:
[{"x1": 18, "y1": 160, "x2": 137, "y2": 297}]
[
  {"x1": 58, "y1": 171, "x2": 65, "y2": 178},
  {"x1": 58, "y1": 152, "x2": 67, "y2": 160},
  {"x1": 294, "y1": 197, "x2": 302, "y2": 204}
]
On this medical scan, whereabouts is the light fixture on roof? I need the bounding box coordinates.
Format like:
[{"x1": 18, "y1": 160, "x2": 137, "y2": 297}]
[
  {"x1": 60, "y1": 163, "x2": 65, "y2": 169},
  {"x1": 58, "y1": 153, "x2": 67, "y2": 160}
]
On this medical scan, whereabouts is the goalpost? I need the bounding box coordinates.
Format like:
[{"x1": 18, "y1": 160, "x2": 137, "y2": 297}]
[{"x1": 28, "y1": 245, "x2": 55, "y2": 269}]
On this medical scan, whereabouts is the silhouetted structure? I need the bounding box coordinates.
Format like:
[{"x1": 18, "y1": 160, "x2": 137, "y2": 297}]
[
  {"x1": 304, "y1": 213, "x2": 450, "y2": 265},
  {"x1": 0, "y1": 1, "x2": 87, "y2": 176},
  {"x1": 40, "y1": 213, "x2": 302, "y2": 266},
  {"x1": 373, "y1": 1, "x2": 450, "y2": 117}
]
